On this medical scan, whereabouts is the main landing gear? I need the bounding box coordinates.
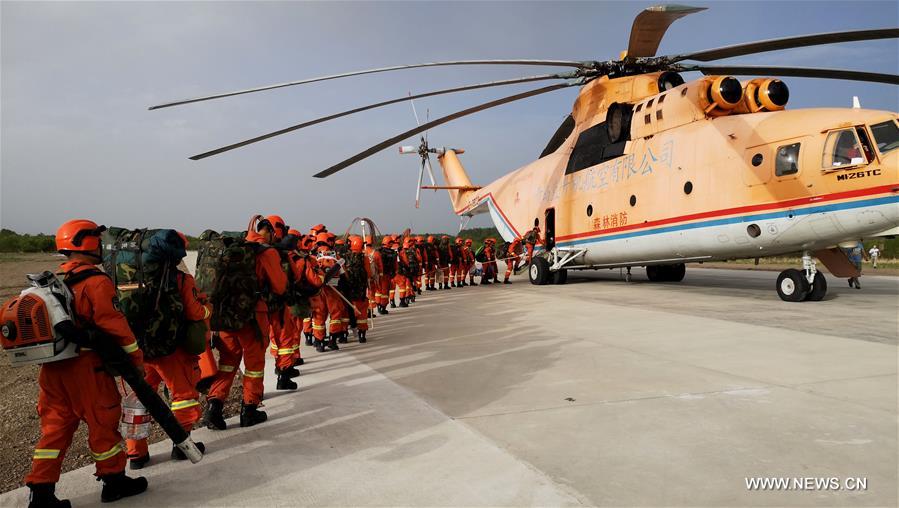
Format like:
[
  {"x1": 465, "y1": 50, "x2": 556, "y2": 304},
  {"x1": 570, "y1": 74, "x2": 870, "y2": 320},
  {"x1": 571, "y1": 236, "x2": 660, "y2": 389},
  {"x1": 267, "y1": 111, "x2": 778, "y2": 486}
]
[
  {"x1": 645, "y1": 263, "x2": 686, "y2": 282},
  {"x1": 528, "y1": 257, "x2": 568, "y2": 285},
  {"x1": 776, "y1": 252, "x2": 826, "y2": 302}
]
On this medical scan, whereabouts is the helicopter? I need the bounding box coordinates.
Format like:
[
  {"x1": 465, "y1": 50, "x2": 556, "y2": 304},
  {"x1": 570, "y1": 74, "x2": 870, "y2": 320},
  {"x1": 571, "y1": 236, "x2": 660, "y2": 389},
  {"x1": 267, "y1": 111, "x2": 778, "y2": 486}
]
[{"x1": 150, "y1": 4, "x2": 899, "y2": 302}]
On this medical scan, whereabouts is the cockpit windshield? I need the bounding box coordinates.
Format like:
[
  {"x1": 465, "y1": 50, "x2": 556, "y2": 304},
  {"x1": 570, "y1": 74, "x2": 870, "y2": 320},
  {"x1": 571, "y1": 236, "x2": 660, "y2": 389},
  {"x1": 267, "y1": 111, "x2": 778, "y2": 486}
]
[
  {"x1": 870, "y1": 120, "x2": 899, "y2": 154},
  {"x1": 823, "y1": 129, "x2": 865, "y2": 168}
]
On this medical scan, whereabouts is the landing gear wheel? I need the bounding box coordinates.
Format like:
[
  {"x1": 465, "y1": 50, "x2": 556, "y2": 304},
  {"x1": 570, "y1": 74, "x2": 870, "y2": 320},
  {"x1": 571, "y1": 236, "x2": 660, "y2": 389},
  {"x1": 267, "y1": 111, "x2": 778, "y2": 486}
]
[
  {"x1": 667, "y1": 263, "x2": 686, "y2": 282},
  {"x1": 776, "y1": 269, "x2": 810, "y2": 302},
  {"x1": 804, "y1": 272, "x2": 827, "y2": 301},
  {"x1": 551, "y1": 269, "x2": 568, "y2": 285},
  {"x1": 646, "y1": 265, "x2": 662, "y2": 282},
  {"x1": 529, "y1": 258, "x2": 550, "y2": 285}
]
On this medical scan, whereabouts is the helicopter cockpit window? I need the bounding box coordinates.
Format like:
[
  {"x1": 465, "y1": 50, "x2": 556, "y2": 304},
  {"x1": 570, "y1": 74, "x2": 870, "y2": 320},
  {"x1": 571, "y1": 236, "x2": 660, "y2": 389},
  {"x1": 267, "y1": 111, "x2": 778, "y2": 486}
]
[
  {"x1": 870, "y1": 120, "x2": 899, "y2": 155},
  {"x1": 775, "y1": 143, "x2": 800, "y2": 176},
  {"x1": 822, "y1": 129, "x2": 865, "y2": 169}
]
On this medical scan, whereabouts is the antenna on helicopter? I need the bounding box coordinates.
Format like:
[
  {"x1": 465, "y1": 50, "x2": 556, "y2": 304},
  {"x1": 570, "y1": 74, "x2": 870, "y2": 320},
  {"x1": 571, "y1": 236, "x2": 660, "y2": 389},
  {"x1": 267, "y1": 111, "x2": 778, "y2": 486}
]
[{"x1": 402, "y1": 96, "x2": 438, "y2": 208}]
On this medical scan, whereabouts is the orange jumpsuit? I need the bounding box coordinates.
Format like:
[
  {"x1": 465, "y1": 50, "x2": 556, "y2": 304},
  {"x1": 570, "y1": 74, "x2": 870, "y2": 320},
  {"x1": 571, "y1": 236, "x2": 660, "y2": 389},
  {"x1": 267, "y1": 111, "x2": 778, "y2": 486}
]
[
  {"x1": 290, "y1": 252, "x2": 323, "y2": 362},
  {"x1": 437, "y1": 244, "x2": 452, "y2": 286},
  {"x1": 505, "y1": 239, "x2": 523, "y2": 281},
  {"x1": 273, "y1": 251, "x2": 323, "y2": 368},
  {"x1": 26, "y1": 261, "x2": 144, "y2": 485},
  {"x1": 126, "y1": 272, "x2": 210, "y2": 458},
  {"x1": 424, "y1": 242, "x2": 439, "y2": 289},
  {"x1": 317, "y1": 247, "x2": 348, "y2": 338},
  {"x1": 345, "y1": 253, "x2": 372, "y2": 332},
  {"x1": 398, "y1": 248, "x2": 421, "y2": 300},
  {"x1": 378, "y1": 247, "x2": 398, "y2": 307},
  {"x1": 209, "y1": 235, "x2": 286, "y2": 406},
  {"x1": 463, "y1": 246, "x2": 476, "y2": 284},
  {"x1": 482, "y1": 245, "x2": 498, "y2": 283},
  {"x1": 450, "y1": 244, "x2": 462, "y2": 285},
  {"x1": 367, "y1": 247, "x2": 383, "y2": 312}
]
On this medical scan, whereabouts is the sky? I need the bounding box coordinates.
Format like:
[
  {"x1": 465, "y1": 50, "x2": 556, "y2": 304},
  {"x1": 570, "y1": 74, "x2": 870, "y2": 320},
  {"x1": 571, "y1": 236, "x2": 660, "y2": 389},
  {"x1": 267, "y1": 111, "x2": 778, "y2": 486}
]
[{"x1": 2, "y1": 0, "x2": 897, "y2": 235}]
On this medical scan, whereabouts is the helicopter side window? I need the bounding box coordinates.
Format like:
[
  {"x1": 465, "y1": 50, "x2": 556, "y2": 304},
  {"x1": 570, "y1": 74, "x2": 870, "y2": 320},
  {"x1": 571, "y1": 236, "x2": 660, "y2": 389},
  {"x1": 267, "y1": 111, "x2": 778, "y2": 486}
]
[
  {"x1": 870, "y1": 120, "x2": 899, "y2": 155},
  {"x1": 822, "y1": 129, "x2": 865, "y2": 168},
  {"x1": 775, "y1": 143, "x2": 800, "y2": 176},
  {"x1": 855, "y1": 127, "x2": 875, "y2": 163}
]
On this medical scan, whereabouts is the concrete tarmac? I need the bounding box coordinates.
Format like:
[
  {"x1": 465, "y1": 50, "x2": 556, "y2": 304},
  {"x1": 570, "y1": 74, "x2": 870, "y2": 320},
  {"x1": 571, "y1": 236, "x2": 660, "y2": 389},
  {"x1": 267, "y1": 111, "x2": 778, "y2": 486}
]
[{"x1": 1, "y1": 267, "x2": 896, "y2": 506}]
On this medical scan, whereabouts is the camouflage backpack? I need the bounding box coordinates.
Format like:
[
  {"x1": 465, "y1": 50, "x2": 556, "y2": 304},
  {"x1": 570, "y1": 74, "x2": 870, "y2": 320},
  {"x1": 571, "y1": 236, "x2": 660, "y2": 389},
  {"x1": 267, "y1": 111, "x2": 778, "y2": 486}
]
[
  {"x1": 195, "y1": 230, "x2": 260, "y2": 332},
  {"x1": 437, "y1": 240, "x2": 451, "y2": 266},
  {"x1": 450, "y1": 243, "x2": 462, "y2": 263},
  {"x1": 496, "y1": 241, "x2": 510, "y2": 260},
  {"x1": 101, "y1": 228, "x2": 185, "y2": 360},
  {"x1": 402, "y1": 248, "x2": 421, "y2": 279},
  {"x1": 338, "y1": 252, "x2": 368, "y2": 301}
]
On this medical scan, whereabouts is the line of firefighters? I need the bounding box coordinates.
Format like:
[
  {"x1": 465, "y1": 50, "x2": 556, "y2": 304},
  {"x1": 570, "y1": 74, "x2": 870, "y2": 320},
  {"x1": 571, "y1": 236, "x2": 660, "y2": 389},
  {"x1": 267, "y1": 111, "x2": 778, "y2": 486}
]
[{"x1": 21, "y1": 217, "x2": 541, "y2": 508}]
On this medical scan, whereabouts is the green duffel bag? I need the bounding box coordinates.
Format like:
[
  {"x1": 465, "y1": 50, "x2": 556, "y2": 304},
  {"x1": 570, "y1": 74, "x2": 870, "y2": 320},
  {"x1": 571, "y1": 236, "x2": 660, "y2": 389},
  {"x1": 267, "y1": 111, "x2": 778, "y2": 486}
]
[{"x1": 180, "y1": 320, "x2": 209, "y2": 355}]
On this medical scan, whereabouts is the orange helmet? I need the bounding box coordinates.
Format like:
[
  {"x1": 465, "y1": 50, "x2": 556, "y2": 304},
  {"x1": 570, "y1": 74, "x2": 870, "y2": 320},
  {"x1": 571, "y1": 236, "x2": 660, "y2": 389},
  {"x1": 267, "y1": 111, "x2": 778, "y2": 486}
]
[
  {"x1": 465, "y1": 239, "x2": 473, "y2": 246},
  {"x1": 364, "y1": 235, "x2": 374, "y2": 246},
  {"x1": 403, "y1": 237, "x2": 414, "y2": 248},
  {"x1": 335, "y1": 238, "x2": 345, "y2": 246},
  {"x1": 177, "y1": 231, "x2": 189, "y2": 249},
  {"x1": 266, "y1": 215, "x2": 287, "y2": 240},
  {"x1": 326, "y1": 232, "x2": 337, "y2": 245},
  {"x1": 415, "y1": 236, "x2": 424, "y2": 243},
  {"x1": 315, "y1": 232, "x2": 330, "y2": 246},
  {"x1": 427, "y1": 236, "x2": 435, "y2": 243},
  {"x1": 390, "y1": 237, "x2": 400, "y2": 247},
  {"x1": 56, "y1": 219, "x2": 106, "y2": 254},
  {"x1": 299, "y1": 235, "x2": 316, "y2": 251},
  {"x1": 288, "y1": 228, "x2": 302, "y2": 237},
  {"x1": 310, "y1": 224, "x2": 327, "y2": 235},
  {"x1": 349, "y1": 235, "x2": 364, "y2": 253},
  {"x1": 455, "y1": 238, "x2": 463, "y2": 245},
  {"x1": 381, "y1": 236, "x2": 392, "y2": 247},
  {"x1": 441, "y1": 235, "x2": 449, "y2": 241},
  {"x1": 485, "y1": 237, "x2": 496, "y2": 244}
]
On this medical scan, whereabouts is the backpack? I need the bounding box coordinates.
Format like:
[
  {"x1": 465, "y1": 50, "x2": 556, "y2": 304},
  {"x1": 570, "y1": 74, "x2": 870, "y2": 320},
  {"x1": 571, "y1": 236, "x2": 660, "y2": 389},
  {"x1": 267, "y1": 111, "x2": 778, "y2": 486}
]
[
  {"x1": 402, "y1": 248, "x2": 421, "y2": 279},
  {"x1": 475, "y1": 245, "x2": 486, "y2": 262},
  {"x1": 195, "y1": 230, "x2": 260, "y2": 332},
  {"x1": 450, "y1": 244, "x2": 462, "y2": 262},
  {"x1": 102, "y1": 228, "x2": 185, "y2": 360},
  {"x1": 496, "y1": 242, "x2": 510, "y2": 260},
  {"x1": 437, "y1": 242, "x2": 450, "y2": 266},
  {"x1": 338, "y1": 252, "x2": 368, "y2": 301},
  {"x1": 380, "y1": 247, "x2": 398, "y2": 277}
]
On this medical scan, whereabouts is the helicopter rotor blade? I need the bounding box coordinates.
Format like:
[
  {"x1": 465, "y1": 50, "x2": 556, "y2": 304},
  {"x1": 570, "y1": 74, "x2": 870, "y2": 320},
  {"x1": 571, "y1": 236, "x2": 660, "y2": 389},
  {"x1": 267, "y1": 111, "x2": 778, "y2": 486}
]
[
  {"x1": 313, "y1": 82, "x2": 577, "y2": 178},
  {"x1": 189, "y1": 72, "x2": 575, "y2": 160},
  {"x1": 149, "y1": 60, "x2": 591, "y2": 110},
  {"x1": 410, "y1": 95, "x2": 422, "y2": 127},
  {"x1": 415, "y1": 158, "x2": 425, "y2": 209},
  {"x1": 681, "y1": 64, "x2": 899, "y2": 85},
  {"x1": 627, "y1": 4, "x2": 706, "y2": 58},
  {"x1": 670, "y1": 28, "x2": 899, "y2": 63},
  {"x1": 424, "y1": 153, "x2": 437, "y2": 188}
]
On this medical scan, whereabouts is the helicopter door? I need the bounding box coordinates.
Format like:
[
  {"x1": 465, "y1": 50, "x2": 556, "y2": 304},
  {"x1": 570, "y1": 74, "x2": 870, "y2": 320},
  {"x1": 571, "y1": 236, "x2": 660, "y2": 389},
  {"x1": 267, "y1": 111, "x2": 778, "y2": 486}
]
[{"x1": 544, "y1": 208, "x2": 556, "y2": 251}]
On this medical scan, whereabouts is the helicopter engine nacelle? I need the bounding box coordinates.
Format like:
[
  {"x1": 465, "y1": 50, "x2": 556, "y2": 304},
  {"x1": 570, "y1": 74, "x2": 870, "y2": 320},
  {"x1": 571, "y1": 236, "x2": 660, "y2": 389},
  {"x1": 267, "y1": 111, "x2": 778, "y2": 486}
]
[
  {"x1": 698, "y1": 76, "x2": 744, "y2": 117},
  {"x1": 735, "y1": 78, "x2": 790, "y2": 114}
]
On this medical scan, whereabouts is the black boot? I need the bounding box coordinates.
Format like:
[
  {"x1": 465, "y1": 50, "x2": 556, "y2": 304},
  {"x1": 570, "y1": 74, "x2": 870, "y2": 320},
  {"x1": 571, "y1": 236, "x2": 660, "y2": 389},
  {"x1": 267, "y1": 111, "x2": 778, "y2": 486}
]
[
  {"x1": 327, "y1": 335, "x2": 340, "y2": 351},
  {"x1": 203, "y1": 398, "x2": 226, "y2": 430},
  {"x1": 28, "y1": 483, "x2": 71, "y2": 508},
  {"x1": 239, "y1": 403, "x2": 268, "y2": 427},
  {"x1": 128, "y1": 453, "x2": 149, "y2": 470},
  {"x1": 469, "y1": 279, "x2": 478, "y2": 286},
  {"x1": 417, "y1": 288, "x2": 422, "y2": 295},
  {"x1": 171, "y1": 441, "x2": 205, "y2": 461},
  {"x1": 399, "y1": 298, "x2": 409, "y2": 308},
  {"x1": 99, "y1": 472, "x2": 148, "y2": 503},
  {"x1": 292, "y1": 357, "x2": 304, "y2": 367},
  {"x1": 358, "y1": 330, "x2": 367, "y2": 343},
  {"x1": 276, "y1": 373, "x2": 298, "y2": 390},
  {"x1": 274, "y1": 366, "x2": 300, "y2": 378},
  {"x1": 503, "y1": 279, "x2": 511, "y2": 284},
  {"x1": 315, "y1": 340, "x2": 326, "y2": 353},
  {"x1": 304, "y1": 333, "x2": 313, "y2": 346},
  {"x1": 390, "y1": 300, "x2": 396, "y2": 308}
]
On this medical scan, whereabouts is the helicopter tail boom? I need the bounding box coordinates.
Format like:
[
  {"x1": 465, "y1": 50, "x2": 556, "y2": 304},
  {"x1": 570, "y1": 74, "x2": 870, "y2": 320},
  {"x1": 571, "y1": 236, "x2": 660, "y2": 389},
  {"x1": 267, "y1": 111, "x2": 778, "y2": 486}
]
[{"x1": 436, "y1": 149, "x2": 478, "y2": 214}]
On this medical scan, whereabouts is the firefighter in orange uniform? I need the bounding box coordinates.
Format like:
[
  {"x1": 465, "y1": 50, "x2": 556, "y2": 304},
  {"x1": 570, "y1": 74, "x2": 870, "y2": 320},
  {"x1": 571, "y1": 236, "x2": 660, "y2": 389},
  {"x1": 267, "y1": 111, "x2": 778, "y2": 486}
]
[
  {"x1": 451, "y1": 238, "x2": 465, "y2": 287},
  {"x1": 463, "y1": 238, "x2": 478, "y2": 286},
  {"x1": 481, "y1": 238, "x2": 498, "y2": 284},
  {"x1": 26, "y1": 220, "x2": 148, "y2": 507},
  {"x1": 412, "y1": 237, "x2": 426, "y2": 295},
  {"x1": 436, "y1": 236, "x2": 452, "y2": 289},
  {"x1": 126, "y1": 233, "x2": 211, "y2": 468},
  {"x1": 287, "y1": 231, "x2": 322, "y2": 365},
  {"x1": 315, "y1": 232, "x2": 347, "y2": 351},
  {"x1": 341, "y1": 236, "x2": 372, "y2": 342},
  {"x1": 205, "y1": 216, "x2": 287, "y2": 429},
  {"x1": 364, "y1": 235, "x2": 382, "y2": 318},
  {"x1": 398, "y1": 237, "x2": 422, "y2": 307},
  {"x1": 504, "y1": 237, "x2": 523, "y2": 284},
  {"x1": 524, "y1": 226, "x2": 542, "y2": 266},
  {"x1": 424, "y1": 236, "x2": 439, "y2": 290},
  {"x1": 302, "y1": 235, "x2": 330, "y2": 349},
  {"x1": 262, "y1": 216, "x2": 301, "y2": 391},
  {"x1": 378, "y1": 236, "x2": 399, "y2": 312}
]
